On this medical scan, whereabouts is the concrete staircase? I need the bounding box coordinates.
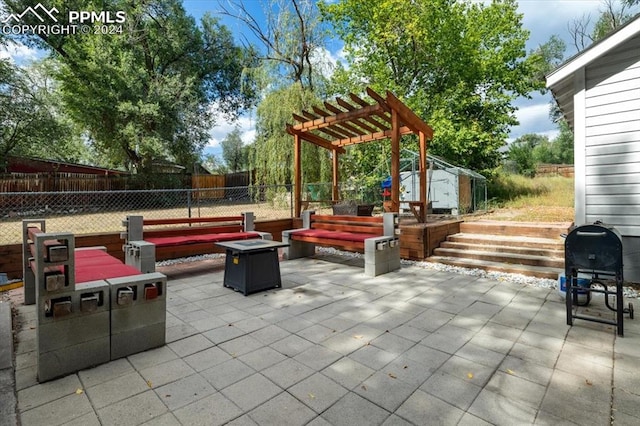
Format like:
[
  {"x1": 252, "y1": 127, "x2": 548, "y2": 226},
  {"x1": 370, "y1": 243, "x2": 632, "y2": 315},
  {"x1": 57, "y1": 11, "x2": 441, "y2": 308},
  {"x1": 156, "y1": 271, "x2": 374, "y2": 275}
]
[{"x1": 427, "y1": 220, "x2": 573, "y2": 279}]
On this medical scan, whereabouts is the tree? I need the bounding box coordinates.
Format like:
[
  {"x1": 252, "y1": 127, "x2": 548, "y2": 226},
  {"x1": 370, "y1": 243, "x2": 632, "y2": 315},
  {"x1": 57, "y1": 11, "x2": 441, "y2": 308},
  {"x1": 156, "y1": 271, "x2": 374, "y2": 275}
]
[
  {"x1": 551, "y1": 120, "x2": 574, "y2": 165},
  {"x1": 5, "y1": 0, "x2": 257, "y2": 172},
  {"x1": 220, "y1": 0, "x2": 333, "y2": 186},
  {"x1": 219, "y1": 0, "x2": 330, "y2": 92},
  {"x1": 569, "y1": 0, "x2": 639, "y2": 51},
  {"x1": 250, "y1": 83, "x2": 330, "y2": 186},
  {"x1": 508, "y1": 134, "x2": 548, "y2": 177},
  {"x1": 201, "y1": 153, "x2": 227, "y2": 174},
  {"x1": 0, "y1": 58, "x2": 86, "y2": 171},
  {"x1": 321, "y1": 0, "x2": 548, "y2": 172},
  {"x1": 221, "y1": 126, "x2": 248, "y2": 172}
]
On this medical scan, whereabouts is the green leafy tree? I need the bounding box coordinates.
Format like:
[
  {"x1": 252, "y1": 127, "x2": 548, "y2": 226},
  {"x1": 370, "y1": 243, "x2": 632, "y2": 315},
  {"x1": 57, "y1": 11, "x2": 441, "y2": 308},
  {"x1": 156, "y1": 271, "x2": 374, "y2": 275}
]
[
  {"x1": 0, "y1": 58, "x2": 86, "y2": 170},
  {"x1": 201, "y1": 153, "x2": 227, "y2": 174},
  {"x1": 551, "y1": 120, "x2": 574, "y2": 164},
  {"x1": 321, "y1": 0, "x2": 549, "y2": 172},
  {"x1": 250, "y1": 83, "x2": 330, "y2": 186},
  {"x1": 508, "y1": 134, "x2": 547, "y2": 177},
  {"x1": 221, "y1": 126, "x2": 248, "y2": 172},
  {"x1": 5, "y1": 0, "x2": 257, "y2": 172}
]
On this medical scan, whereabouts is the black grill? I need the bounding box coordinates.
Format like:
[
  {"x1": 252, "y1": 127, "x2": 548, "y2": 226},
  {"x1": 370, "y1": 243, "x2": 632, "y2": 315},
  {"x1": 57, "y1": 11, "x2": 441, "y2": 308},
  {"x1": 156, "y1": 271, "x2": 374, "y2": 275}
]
[{"x1": 564, "y1": 221, "x2": 633, "y2": 336}]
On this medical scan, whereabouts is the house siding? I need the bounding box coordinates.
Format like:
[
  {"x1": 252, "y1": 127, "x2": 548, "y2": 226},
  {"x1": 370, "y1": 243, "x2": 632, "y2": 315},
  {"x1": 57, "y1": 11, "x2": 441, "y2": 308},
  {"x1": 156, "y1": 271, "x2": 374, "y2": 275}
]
[
  {"x1": 582, "y1": 35, "x2": 640, "y2": 282},
  {"x1": 584, "y1": 34, "x2": 640, "y2": 238}
]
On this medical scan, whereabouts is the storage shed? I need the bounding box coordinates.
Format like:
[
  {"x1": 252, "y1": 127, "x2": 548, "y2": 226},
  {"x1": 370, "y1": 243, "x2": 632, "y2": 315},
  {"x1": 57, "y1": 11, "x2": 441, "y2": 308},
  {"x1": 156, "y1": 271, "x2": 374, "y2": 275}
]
[
  {"x1": 400, "y1": 154, "x2": 487, "y2": 214},
  {"x1": 546, "y1": 16, "x2": 640, "y2": 282}
]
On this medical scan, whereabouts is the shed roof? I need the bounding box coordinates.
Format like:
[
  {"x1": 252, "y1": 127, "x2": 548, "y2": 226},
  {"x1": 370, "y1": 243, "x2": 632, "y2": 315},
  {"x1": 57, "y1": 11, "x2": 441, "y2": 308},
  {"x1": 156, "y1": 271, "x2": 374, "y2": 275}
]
[{"x1": 546, "y1": 15, "x2": 640, "y2": 130}]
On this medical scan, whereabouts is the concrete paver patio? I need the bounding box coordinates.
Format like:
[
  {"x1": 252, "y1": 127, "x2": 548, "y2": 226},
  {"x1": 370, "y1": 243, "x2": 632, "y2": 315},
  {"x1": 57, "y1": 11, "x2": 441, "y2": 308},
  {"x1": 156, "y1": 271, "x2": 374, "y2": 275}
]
[{"x1": 5, "y1": 253, "x2": 640, "y2": 425}]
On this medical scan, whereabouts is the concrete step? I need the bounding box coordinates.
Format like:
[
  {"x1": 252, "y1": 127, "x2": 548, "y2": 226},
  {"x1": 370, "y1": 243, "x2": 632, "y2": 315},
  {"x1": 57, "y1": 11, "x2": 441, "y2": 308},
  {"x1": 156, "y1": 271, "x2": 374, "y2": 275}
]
[
  {"x1": 426, "y1": 256, "x2": 563, "y2": 280},
  {"x1": 447, "y1": 233, "x2": 564, "y2": 250},
  {"x1": 460, "y1": 220, "x2": 572, "y2": 239},
  {"x1": 440, "y1": 241, "x2": 564, "y2": 258},
  {"x1": 432, "y1": 247, "x2": 564, "y2": 268}
]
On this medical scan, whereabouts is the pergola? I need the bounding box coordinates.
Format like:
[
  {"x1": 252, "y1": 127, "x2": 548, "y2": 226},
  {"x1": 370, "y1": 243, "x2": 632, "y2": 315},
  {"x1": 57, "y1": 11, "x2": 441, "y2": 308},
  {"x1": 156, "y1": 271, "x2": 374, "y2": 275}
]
[{"x1": 286, "y1": 87, "x2": 434, "y2": 221}]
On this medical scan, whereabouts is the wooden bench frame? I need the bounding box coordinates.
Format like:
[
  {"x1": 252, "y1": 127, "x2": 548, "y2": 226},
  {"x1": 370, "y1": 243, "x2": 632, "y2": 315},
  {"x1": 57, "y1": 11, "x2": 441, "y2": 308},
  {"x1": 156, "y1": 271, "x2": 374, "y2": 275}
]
[
  {"x1": 121, "y1": 212, "x2": 272, "y2": 269},
  {"x1": 282, "y1": 211, "x2": 401, "y2": 277}
]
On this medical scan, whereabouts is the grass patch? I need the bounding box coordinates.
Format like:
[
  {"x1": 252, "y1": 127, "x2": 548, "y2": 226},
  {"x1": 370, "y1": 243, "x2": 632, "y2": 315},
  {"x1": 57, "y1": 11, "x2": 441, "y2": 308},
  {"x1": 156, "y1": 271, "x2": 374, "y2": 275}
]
[{"x1": 481, "y1": 172, "x2": 574, "y2": 222}]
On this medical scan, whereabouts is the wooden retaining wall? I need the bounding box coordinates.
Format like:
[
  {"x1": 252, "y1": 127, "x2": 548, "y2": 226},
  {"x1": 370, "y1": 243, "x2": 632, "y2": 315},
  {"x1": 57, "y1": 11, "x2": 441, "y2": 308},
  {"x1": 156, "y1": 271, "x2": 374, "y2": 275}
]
[{"x1": 400, "y1": 220, "x2": 462, "y2": 260}]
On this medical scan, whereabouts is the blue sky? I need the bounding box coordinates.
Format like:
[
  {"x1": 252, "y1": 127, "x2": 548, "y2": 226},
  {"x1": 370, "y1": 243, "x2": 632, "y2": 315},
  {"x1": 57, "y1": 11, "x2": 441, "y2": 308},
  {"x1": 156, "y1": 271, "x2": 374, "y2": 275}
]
[{"x1": 1, "y1": 0, "x2": 608, "y2": 161}]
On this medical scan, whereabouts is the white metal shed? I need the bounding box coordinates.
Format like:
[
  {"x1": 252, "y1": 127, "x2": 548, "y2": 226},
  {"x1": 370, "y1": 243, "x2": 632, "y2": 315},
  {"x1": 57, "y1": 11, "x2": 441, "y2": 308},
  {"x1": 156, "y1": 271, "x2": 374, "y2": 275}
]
[{"x1": 546, "y1": 16, "x2": 640, "y2": 281}]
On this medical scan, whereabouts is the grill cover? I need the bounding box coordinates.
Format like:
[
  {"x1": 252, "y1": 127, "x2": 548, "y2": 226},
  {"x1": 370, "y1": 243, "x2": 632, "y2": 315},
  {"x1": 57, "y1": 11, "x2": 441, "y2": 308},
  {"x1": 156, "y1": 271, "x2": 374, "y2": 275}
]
[{"x1": 565, "y1": 222, "x2": 623, "y2": 273}]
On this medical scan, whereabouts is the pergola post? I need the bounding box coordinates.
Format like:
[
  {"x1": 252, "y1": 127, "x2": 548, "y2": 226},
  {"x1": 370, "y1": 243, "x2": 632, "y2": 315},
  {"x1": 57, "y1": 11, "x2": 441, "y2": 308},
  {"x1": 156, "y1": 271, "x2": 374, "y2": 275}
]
[
  {"x1": 391, "y1": 109, "x2": 400, "y2": 212},
  {"x1": 332, "y1": 150, "x2": 339, "y2": 202},
  {"x1": 294, "y1": 134, "x2": 301, "y2": 217},
  {"x1": 419, "y1": 131, "x2": 428, "y2": 221}
]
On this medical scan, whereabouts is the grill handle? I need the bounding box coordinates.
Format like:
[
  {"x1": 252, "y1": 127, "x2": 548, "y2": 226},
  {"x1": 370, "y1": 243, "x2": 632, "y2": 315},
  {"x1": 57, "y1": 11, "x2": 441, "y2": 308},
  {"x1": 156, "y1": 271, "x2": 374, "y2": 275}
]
[{"x1": 575, "y1": 231, "x2": 607, "y2": 237}]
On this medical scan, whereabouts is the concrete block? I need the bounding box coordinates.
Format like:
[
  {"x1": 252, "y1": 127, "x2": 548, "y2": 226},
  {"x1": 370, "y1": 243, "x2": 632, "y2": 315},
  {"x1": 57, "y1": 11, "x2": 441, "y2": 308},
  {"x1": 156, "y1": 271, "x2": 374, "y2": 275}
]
[
  {"x1": 301, "y1": 210, "x2": 315, "y2": 228},
  {"x1": 124, "y1": 216, "x2": 144, "y2": 242},
  {"x1": 124, "y1": 241, "x2": 156, "y2": 273},
  {"x1": 36, "y1": 281, "x2": 111, "y2": 382},
  {"x1": 283, "y1": 238, "x2": 315, "y2": 260},
  {"x1": 23, "y1": 271, "x2": 36, "y2": 306},
  {"x1": 38, "y1": 337, "x2": 110, "y2": 383},
  {"x1": 365, "y1": 260, "x2": 389, "y2": 277},
  {"x1": 110, "y1": 322, "x2": 166, "y2": 360},
  {"x1": 242, "y1": 212, "x2": 255, "y2": 232},
  {"x1": 383, "y1": 212, "x2": 399, "y2": 237},
  {"x1": 107, "y1": 273, "x2": 167, "y2": 360},
  {"x1": 256, "y1": 231, "x2": 273, "y2": 240}
]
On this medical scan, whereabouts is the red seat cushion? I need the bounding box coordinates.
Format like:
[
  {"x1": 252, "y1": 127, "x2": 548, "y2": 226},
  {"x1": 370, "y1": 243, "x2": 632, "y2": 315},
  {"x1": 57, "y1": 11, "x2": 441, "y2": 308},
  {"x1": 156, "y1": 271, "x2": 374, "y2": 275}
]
[
  {"x1": 146, "y1": 232, "x2": 262, "y2": 247},
  {"x1": 289, "y1": 229, "x2": 372, "y2": 243},
  {"x1": 74, "y1": 249, "x2": 141, "y2": 283}
]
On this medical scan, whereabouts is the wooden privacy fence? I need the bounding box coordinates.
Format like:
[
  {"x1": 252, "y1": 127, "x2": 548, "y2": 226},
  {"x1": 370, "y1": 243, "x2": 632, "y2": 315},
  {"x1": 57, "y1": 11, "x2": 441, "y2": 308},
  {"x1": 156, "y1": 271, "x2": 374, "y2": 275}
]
[
  {"x1": 0, "y1": 171, "x2": 254, "y2": 195},
  {"x1": 535, "y1": 164, "x2": 574, "y2": 177},
  {"x1": 0, "y1": 173, "x2": 122, "y2": 192}
]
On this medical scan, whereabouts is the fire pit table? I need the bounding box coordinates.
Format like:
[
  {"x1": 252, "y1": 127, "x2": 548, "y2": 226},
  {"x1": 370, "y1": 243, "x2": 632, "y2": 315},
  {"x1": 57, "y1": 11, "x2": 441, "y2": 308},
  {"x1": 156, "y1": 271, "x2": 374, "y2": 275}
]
[{"x1": 216, "y1": 239, "x2": 289, "y2": 296}]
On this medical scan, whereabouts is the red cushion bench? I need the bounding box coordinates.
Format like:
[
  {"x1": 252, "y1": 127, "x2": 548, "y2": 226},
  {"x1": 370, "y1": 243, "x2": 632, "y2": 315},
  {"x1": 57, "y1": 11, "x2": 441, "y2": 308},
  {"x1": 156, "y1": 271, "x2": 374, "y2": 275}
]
[
  {"x1": 282, "y1": 211, "x2": 401, "y2": 277},
  {"x1": 122, "y1": 213, "x2": 272, "y2": 267}
]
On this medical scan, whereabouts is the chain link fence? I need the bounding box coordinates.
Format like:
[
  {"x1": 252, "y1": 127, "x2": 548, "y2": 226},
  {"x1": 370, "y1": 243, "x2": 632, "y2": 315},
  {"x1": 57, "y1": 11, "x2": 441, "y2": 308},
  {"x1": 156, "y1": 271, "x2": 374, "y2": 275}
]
[{"x1": 0, "y1": 185, "x2": 296, "y2": 245}]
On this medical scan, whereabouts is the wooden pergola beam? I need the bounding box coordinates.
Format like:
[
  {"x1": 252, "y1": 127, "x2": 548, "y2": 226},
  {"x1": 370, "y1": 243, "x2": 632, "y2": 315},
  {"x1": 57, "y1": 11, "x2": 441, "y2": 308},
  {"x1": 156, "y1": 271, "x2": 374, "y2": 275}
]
[
  {"x1": 313, "y1": 106, "x2": 366, "y2": 136},
  {"x1": 286, "y1": 125, "x2": 346, "y2": 154},
  {"x1": 386, "y1": 91, "x2": 434, "y2": 138},
  {"x1": 336, "y1": 97, "x2": 389, "y2": 131},
  {"x1": 335, "y1": 126, "x2": 413, "y2": 147},
  {"x1": 292, "y1": 104, "x2": 385, "y2": 132}
]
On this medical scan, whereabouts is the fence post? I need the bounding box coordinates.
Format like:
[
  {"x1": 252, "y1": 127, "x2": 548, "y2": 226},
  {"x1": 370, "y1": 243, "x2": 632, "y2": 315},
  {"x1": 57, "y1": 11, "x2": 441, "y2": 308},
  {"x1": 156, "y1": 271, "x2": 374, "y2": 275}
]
[
  {"x1": 289, "y1": 184, "x2": 293, "y2": 218},
  {"x1": 187, "y1": 189, "x2": 192, "y2": 218}
]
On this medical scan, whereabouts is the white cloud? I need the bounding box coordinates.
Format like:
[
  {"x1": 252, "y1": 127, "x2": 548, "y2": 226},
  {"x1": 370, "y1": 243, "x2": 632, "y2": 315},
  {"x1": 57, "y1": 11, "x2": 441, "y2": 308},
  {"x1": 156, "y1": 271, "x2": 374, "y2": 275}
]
[
  {"x1": 207, "y1": 113, "x2": 256, "y2": 148},
  {"x1": 0, "y1": 42, "x2": 41, "y2": 64}
]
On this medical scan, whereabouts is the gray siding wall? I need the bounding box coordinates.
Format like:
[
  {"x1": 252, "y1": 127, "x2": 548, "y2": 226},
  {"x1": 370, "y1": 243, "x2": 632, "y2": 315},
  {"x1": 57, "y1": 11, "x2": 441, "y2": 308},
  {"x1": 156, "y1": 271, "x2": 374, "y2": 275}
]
[{"x1": 584, "y1": 34, "x2": 640, "y2": 237}]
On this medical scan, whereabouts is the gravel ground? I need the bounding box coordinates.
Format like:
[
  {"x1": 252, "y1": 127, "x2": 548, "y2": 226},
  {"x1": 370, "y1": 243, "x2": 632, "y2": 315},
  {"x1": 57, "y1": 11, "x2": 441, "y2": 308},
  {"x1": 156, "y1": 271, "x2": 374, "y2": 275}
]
[{"x1": 156, "y1": 247, "x2": 639, "y2": 299}]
